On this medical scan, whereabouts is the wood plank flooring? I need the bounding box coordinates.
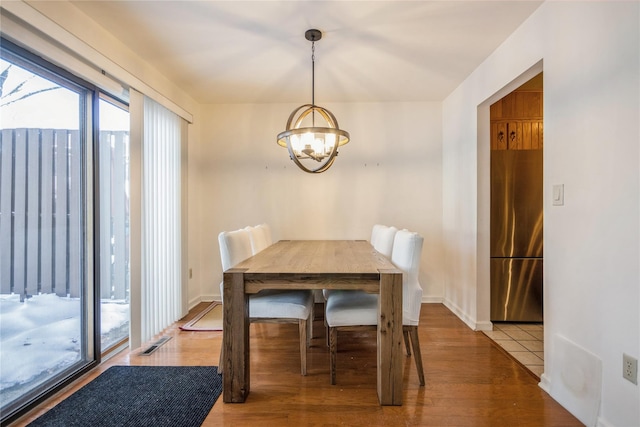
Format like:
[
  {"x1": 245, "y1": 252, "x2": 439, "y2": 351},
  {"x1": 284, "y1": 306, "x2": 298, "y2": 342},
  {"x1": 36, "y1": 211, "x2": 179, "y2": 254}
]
[{"x1": 13, "y1": 303, "x2": 581, "y2": 426}]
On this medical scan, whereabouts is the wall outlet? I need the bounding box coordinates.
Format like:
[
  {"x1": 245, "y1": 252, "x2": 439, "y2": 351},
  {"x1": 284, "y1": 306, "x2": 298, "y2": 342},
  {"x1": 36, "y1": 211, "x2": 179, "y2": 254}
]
[{"x1": 623, "y1": 353, "x2": 637, "y2": 385}]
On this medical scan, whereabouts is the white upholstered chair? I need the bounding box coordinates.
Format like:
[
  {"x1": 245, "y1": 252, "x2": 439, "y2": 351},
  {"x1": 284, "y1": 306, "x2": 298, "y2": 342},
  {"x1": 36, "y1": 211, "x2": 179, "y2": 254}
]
[
  {"x1": 246, "y1": 223, "x2": 271, "y2": 253},
  {"x1": 369, "y1": 224, "x2": 384, "y2": 248},
  {"x1": 323, "y1": 225, "x2": 397, "y2": 302},
  {"x1": 218, "y1": 226, "x2": 314, "y2": 375},
  {"x1": 370, "y1": 224, "x2": 398, "y2": 258},
  {"x1": 325, "y1": 229, "x2": 425, "y2": 385},
  {"x1": 323, "y1": 224, "x2": 398, "y2": 345}
]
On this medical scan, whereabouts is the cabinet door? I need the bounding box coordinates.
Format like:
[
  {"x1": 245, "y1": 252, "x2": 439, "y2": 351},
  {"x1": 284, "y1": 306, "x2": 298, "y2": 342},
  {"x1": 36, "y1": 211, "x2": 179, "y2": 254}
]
[
  {"x1": 518, "y1": 120, "x2": 544, "y2": 150},
  {"x1": 507, "y1": 121, "x2": 522, "y2": 149},
  {"x1": 491, "y1": 121, "x2": 508, "y2": 150},
  {"x1": 502, "y1": 121, "x2": 543, "y2": 150},
  {"x1": 533, "y1": 120, "x2": 543, "y2": 149}
]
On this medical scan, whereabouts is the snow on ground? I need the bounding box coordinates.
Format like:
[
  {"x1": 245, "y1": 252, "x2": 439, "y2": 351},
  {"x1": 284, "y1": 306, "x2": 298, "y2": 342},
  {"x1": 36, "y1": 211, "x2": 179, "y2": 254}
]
[{"x1": 0, "y1": 293, "x2": 128, "y2": 406}]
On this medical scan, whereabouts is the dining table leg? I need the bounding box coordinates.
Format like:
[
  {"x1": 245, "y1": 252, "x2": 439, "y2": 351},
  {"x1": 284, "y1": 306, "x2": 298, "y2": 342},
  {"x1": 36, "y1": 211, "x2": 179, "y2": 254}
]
[
  {"x1": 377, "y1": 269, "x2": 403, "y2": 405},
  {"x1": 222, "y1": 268, "x2": 250, "y2": 403}
]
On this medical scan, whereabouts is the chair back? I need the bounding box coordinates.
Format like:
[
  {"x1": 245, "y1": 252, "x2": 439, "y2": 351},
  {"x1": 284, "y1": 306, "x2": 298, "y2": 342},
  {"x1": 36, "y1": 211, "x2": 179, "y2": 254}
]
[
  {"x1": 370, "y1": 224, "x2": 385, "y2": 248},
  {"x1": 257, "y1": 223, "x2": 273, "y2": 246},
  {"x1": 246, "y1": 225, "x2": 271, "y2": 255},
  {"x1": 373, "y1": 225, "x2": 398, "y2": 258},
  {"x1": 390, "y1": 229, "x2": 424, "y2": 326},
  {"x1": 218, "y1": 228, "x2": 253, "y2": 271}
]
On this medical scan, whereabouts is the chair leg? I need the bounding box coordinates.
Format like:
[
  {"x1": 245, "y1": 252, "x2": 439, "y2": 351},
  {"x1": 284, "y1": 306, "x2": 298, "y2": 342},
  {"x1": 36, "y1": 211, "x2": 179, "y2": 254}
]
[
  {"x1": 307, "y1": 313, "x2": 313, "y2": 347},
  {"x1": 308, "y1": 304, "x2": 314, "y2": 342},
  {"x1": 325, "y1": 317, "x2": 330, "y2": 348},
  {"x1": 218, "y1": 340, "x2": 224, "y2": 374},
  {"x1": 299, "y1": 319, "x2": 308, "y2": 376},
  {"x1": 403, "y1": 329, "x2": 411, "y2": 356},
  {"x1": 329, "y1": 327, "x2": 337, "y2": 385},
  {"x1": 407, "y1": 326, "x2": 425, "y2": 386}
]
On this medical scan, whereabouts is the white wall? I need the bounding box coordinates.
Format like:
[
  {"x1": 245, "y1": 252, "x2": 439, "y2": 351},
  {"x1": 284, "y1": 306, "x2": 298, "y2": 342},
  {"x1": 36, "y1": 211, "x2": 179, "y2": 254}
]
[
  {"x1": 192, "y1": 101, "x2": 445, "y2": 304},
  {"x1": 442, "y1": 2, "x2": 639, "y2": 426}
]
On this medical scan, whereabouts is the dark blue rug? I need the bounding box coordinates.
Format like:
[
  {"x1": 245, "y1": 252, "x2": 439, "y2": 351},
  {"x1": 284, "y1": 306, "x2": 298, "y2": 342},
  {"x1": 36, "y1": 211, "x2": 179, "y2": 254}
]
[{"x1": 28, "y1": 366, "x2": 222, "y2": 427}]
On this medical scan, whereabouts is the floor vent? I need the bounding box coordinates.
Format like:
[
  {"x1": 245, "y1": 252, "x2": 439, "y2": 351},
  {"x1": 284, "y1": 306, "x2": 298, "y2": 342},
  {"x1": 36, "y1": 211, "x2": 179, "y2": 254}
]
[{"x1": 139, "y1": 336, "x2": 172, "y2": 356}]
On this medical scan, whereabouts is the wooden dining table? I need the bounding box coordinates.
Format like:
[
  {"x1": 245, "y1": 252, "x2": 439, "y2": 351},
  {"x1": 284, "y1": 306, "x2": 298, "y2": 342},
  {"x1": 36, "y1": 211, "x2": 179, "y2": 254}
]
[{"x1": 221, "y1": 239, "x2": 404, "y2": 406}]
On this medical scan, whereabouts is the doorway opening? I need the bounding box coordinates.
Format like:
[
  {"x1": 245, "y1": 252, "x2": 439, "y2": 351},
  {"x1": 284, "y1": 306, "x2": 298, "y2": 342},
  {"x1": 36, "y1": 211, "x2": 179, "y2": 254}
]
[{"x1": 483, "y1": 72, "x2": 544, "y2": 379}]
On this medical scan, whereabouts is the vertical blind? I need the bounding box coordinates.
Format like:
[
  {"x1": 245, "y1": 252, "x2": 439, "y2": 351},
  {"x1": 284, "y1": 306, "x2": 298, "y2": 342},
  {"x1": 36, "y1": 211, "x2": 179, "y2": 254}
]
[{"x1": 141, "y1": 97, "x2": 182, "y2": 342}]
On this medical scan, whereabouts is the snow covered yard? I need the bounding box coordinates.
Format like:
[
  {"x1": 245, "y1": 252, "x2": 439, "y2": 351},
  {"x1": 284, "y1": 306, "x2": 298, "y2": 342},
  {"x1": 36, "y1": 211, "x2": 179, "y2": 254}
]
[{"x1": 0, "y1": 293, "x2": 128, "y2": 406}]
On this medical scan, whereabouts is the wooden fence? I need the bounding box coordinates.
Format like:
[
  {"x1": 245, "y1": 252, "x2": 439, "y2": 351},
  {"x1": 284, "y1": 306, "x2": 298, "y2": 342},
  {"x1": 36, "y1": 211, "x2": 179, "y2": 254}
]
[
  {"x1": 0, "y1": 128, "x2": 129, "y2": 301},
  {"x1": 98, "y1": 129, "x2": 130, "y2": 301}
]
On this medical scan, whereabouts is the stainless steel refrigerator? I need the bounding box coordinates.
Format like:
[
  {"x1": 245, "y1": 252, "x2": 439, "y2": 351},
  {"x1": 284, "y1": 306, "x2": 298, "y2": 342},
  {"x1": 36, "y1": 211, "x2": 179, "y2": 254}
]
[{"x1": 490, "y1": 149, "x2": 543, "y2": 322}]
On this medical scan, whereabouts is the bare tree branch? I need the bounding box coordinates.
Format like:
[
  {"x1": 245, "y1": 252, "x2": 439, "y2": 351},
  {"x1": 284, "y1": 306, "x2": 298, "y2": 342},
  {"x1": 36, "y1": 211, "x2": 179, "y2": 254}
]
[
  {"x1": 4, "y1": 80, "x2": 27, "y2": 99},
  {"x1": 0, "y1": 65, "x2": 11, "y2": 98},
  {"x1": 1, "y1": 87, "x2": 61, "y2": 107}
]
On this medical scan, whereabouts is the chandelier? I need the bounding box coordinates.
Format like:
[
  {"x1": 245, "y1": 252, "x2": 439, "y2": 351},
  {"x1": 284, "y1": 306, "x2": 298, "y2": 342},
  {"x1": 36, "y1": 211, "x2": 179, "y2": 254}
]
[{"x1": 277, "y1": 29, "x2": 350, "y2": 173}]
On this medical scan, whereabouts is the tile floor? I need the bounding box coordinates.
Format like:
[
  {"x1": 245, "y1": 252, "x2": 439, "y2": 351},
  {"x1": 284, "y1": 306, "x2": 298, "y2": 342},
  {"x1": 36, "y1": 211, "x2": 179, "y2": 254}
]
[{"x1": 483, "y1": 323, "x2": 544, "y2": 379}]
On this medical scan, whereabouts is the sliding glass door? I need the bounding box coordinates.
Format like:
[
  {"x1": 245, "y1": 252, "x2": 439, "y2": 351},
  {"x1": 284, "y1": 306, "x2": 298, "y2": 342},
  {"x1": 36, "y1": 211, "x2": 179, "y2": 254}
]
[
  {"x1": 0, "y1": 41, "x2": 97, "y2": 423},
  {"x1": 98, "y1": 96, "x2": 130, "y2": 352}
]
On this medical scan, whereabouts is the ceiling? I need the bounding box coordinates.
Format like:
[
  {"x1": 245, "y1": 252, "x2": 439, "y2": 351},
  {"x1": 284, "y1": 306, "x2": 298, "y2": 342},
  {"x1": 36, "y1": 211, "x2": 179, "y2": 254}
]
[{"x1": 69, "y1": 1, "x2": 543, "y2": 105}]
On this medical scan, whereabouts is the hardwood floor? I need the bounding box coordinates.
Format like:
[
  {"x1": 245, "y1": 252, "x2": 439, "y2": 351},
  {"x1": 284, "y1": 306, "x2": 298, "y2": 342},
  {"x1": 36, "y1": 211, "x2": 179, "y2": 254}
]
[{"x1": 13, "y1": 303, "x2": 581, "y2": 426}]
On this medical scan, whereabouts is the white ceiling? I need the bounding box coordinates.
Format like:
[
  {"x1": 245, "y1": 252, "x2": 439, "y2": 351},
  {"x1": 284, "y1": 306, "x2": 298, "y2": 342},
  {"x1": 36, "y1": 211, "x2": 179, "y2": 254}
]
[{"x1": 69, "y1": 1, "x2": 543, "y2": 105}]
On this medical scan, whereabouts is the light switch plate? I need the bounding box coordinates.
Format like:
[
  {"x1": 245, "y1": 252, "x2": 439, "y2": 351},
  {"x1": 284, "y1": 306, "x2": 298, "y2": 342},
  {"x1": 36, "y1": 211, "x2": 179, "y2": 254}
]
[{"x1": 553, "y1": 184, "x2": 564, "y2": 206}]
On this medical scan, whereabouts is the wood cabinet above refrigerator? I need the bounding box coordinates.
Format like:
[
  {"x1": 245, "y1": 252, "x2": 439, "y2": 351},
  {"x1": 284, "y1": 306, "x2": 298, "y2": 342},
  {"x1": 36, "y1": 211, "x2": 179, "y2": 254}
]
[{"x1": 490, "y1": 90, "x2": 543, "y2": 151}]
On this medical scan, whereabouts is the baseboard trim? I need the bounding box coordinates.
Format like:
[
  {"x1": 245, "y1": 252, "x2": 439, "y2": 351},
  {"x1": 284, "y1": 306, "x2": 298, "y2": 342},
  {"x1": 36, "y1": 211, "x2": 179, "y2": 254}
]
[
  {"x1": 538, "y1": 372, "x2": 551, "y2": 393},
  {"x1": 443, "y1": 299, "x2": 479, "y2": 330},
  {"x1": 188, "y1": 295, "x2": 217, "y2": 310},
  {"x1": 596, "y1": 416, "x2": 614, "y2": 427}
]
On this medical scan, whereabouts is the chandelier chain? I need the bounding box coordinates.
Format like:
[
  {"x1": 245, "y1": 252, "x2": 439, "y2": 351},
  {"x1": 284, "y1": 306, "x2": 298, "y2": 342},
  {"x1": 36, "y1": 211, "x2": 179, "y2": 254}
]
[{"x1": 311, "y1": 41, "x2": 316, "y2": 124}]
